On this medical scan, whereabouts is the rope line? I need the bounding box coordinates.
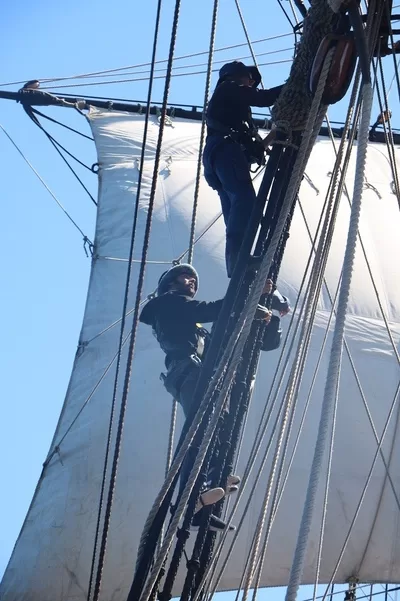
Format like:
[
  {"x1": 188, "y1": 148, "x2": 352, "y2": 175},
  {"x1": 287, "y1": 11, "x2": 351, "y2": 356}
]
[
  {"x1": 23, "y1": 107, "x2": 98, "y2": 206},
  {"x1": 318, "y1": 382, "x2": 400, "y2": 601},
  {"x1": 0, "y1": 33, "x2": 293, "y2": 87},
  {"x1": 87, "y1": 0, "x2": 166, "y2": 597},
  {"x1": 43, "y1": 331, "x2": 131, "y2": 470},
  {"x1": 234, "y1": 0, "x2": 265, "y2": 88},
  {"x1": 195, "y1": 189, "x2": 336, "y2": 601},
  {"x1": 38, "y1": 60, "x2": 293, "y2": 90},
  {"x1": 238, "y1": 42, "x2": 333, "y2": 601},
  {"x1": 0, "y1": 122, "x2": 93, "y2": 246},
  {"x1": 187, "y1": 0, "x2": 219, "y2": 264},
  {"x1": 193, "y1": 56, "x2": 342, "y2": 601},
  {"x1": 30, "y1": 107, "x2": 94, "y2": 140},
  {"x1": 284, "y1": 77, "x2": 374, "y2": 601},
  {"x1": 298, "y1": 198, "x2": 400, "y2": 512},
  {"x1": 375, "y1": 56, "x2": 400, "y2": 204}
]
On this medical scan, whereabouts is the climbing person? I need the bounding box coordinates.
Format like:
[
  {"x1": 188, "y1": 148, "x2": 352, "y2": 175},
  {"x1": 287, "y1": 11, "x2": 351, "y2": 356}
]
[
  {"x1": 203, "y1": 60, "x2": 284, "y2": 278},
  {"x1": 139, "y1": 263, "x2": 290, "y2": 532}
]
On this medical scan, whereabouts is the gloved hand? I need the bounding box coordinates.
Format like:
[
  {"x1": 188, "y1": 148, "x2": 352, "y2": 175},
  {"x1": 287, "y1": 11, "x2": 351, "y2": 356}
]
[{"x1": 255, "y1": 305, "x2": 273, "y2": 323}]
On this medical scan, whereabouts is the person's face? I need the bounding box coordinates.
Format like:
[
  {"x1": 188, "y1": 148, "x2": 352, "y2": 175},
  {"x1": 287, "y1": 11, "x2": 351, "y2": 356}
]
[
  {"x1": 237, "y1": 74, "x2": 254, "y2": 87},
  {"x1": 172, "y1": 273, "x2": 197, "y2": 297}
]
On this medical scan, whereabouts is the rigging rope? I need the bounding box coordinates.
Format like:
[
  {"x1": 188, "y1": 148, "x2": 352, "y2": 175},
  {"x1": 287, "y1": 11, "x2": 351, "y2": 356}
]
[
  {"x1": 0, "y1": 122, "x2": 93, "y2": 248},
  {"x1": 375, "y1": 55, "x2": 400, "y2": 204},
  {"x1": 39, "y1": 59, "x2": 292, "y2": 90},
  {"x1": 0, "y1": 33, "x2": 293, "y2": 87},
  {"x1": 87, "y1": 0, "x2": 167, "y2": 597},
  {"x1": 234, "y1": 0, "x2": 265, "y2": 88},
  {"x1": 23, "y1": 106, "x2": 98, "y2": 206},
  {"x1": 240, "y1": 64, "x2": 333, "y2": 601},
  {"x1": 136, "y1": 144, "x2": 297, "y2": 601},
  {"x1": 284, "y1": 52, "x2": 374, "y2": 601},
  {"x1": 187, "y1": 0, "x2": 219, "y2": 264},
  {"x1": 30, "y1": 107, "x2": 94, "y2": 140}
]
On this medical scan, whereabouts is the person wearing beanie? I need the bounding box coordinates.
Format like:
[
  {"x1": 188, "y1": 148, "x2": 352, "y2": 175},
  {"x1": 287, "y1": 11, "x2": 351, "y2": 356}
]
[
  {"x1": 203, "y1": 61, "x2": 284, "y2": 278},
  {"x1": 139, "y1": 263, "x2": 290, "y2": 532}
]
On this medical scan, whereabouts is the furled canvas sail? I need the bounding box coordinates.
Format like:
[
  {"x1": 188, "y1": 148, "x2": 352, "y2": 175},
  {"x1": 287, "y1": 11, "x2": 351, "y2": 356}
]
[{"x1": 1, "y1": 109, "x2": 399, "y2": 601}]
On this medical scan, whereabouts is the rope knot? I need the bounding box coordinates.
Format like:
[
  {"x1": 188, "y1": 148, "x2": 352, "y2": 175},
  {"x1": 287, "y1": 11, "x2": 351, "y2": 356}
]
[{"x1": 186, "y1": 558, "x2": 200, "y2": 571}]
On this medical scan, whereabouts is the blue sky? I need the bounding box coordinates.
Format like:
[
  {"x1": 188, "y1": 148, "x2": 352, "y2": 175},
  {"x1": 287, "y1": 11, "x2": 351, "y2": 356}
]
[{"x1": 0, "y1": 0, "x2": 398, "y2": 596}]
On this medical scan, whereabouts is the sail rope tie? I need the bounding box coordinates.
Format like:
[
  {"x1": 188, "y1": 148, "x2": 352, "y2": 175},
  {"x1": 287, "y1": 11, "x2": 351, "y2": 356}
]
[
  {"x1": 284, "y1": 68, "x2": 374, "y2": 601},
  {"x1": 87, "y1": 0, "x2": 173, "y2": 598},
  {"x1": 187, "y1": 0, "x2": 219, "y2": 264}
]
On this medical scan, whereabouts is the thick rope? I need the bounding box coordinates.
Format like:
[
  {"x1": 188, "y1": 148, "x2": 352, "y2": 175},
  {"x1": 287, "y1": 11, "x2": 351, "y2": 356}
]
[
  {"x1": 299, "y1": 197, "x2": 400, "y2": 514},
  {"x1": 88, "y1": 0, "x2": 178, "y2": 597},
  {"x1": 284, "y1": 81, "x2": 374, "y2": 601},
  {"x1": 318, "y1": 382, "x2": 400, "y2": 601},
  {"x1": 188, "y1": 0, "x2": 219, "y2": 264},
  {"x1": 215, "y1": 46, "x2": 334, "y2": 601},
  {"x1": 192, "y1": 92, "x2": 343, "y2": 601},
  {"x1": 272, "y1": 0, "x2": 336, "y2": 130},
  {"x1": 139, "y1": 141, "x2": 305, "y2": 601}
]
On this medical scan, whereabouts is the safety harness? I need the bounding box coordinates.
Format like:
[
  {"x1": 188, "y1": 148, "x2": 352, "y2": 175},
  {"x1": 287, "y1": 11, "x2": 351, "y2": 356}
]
[
  {"x1": 160, "y1": 325, "x2": 209, "y2": 399},
  {"x1": 206, "y1": 115, "x2": 266, "y2": 169}
]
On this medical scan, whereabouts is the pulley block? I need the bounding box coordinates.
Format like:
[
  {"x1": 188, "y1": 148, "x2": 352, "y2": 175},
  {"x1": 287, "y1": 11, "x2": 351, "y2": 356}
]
[{"x1": 310, "y1": 34, "x2": 357, "y2": 104}]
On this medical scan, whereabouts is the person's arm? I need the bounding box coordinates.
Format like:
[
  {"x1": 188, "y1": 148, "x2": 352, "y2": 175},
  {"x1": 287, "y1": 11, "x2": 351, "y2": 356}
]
[
  {"x1": 272, "y1": 290, "x2": 290, "y2": 316},
  {"x1": 158, "y1": 294, "x2": 224, "y2": 324},
  {"x1": 239, "y1": 84, "x2": 283, "y2": 108}
]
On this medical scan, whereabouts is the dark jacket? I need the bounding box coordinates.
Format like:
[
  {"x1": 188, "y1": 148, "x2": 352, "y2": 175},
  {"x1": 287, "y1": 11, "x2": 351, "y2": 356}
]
[
  {"x1": 139, "y1": 292, "x2": 222, "y2": 369},
  {"x1": 261, "y1": 315, "x2": 282, "y2": 352},
  {"x1": 206, "y1": 80, "x2": 282, "y2": 136},
  {"x1": 139, "y1": 290, "x2": 288, "y2": 369}
]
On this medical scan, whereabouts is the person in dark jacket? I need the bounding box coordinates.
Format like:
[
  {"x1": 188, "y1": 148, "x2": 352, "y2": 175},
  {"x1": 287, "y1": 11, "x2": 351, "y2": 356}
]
[
  {"x1": 139, "y1": 263, "x2": 290, "y2": 531},
  {"x1": 203, "y1": 61, "x2": 283, "y2": 277}
]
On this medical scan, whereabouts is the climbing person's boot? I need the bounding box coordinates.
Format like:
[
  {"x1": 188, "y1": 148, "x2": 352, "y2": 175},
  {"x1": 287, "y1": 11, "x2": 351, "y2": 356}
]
[{"x1": 194, "y1": 487, "x2": 225, "y2": 515}]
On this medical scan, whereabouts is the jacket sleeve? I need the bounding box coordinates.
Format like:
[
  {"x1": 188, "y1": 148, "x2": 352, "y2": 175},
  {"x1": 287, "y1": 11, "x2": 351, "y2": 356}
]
[
  {"x1": 239, "y1": 84, "x2": 284, "y2": 108},
  {"x1": 271, "y1": 290, "x2": 290, "y2": 313},
  {"x1": 158, "y1": 294, "x2": 224, "y2": 324},
  {"x1": 261, "y1": 315, "x2": 282, "y2": 352}
]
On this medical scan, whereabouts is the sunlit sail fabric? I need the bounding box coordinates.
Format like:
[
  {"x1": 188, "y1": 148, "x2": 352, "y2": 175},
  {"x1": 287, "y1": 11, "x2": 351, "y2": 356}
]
[{"x1": 1, "y1": 108, "x2": 400, "y2": 600}]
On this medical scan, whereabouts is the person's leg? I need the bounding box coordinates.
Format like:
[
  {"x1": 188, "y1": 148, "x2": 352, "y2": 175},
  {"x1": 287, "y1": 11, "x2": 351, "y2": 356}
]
[
  {"x1": 203, "y1": 138, "x2": 232, "y2": 228},
  {"x1": 212, "y1": 143, "x2": 257, "y2": 276},
  {"x1": 177, "y1": 366, "x2": 224, "y2": 510}
]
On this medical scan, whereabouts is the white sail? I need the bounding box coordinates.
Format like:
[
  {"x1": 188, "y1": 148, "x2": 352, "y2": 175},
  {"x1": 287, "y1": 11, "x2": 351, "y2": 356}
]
[{"x1": 1, "y1": 109, "x2": 399, "y2": 600}]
